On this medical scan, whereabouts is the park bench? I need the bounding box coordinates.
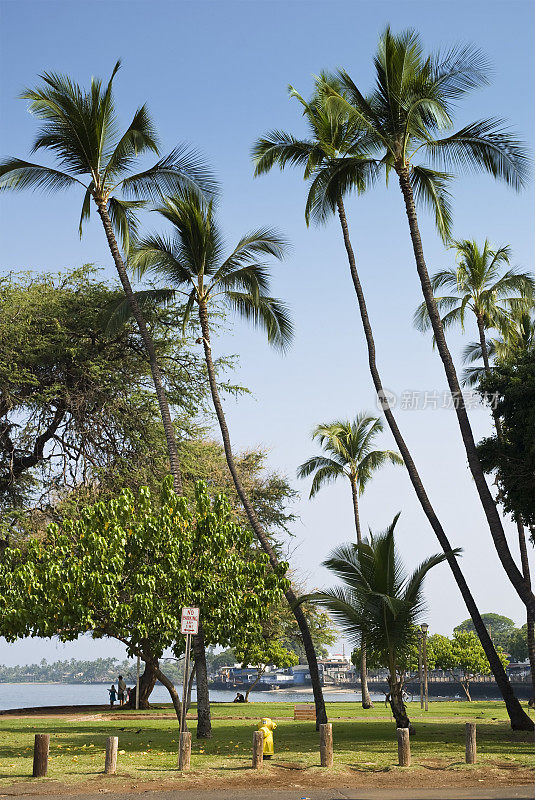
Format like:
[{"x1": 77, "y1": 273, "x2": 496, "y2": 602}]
[{"x1": 293, "y1": 703, "x2": 315, "y2": 720}]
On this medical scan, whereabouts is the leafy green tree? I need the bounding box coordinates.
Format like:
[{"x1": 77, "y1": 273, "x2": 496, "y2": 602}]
[
  {"x1": 0, "y1": 478, "x2": 289, "y2": 734},
  {"x1": 129, "y1": 186, "x2": 327, "y2": 726},
  {"x1": 506, "y1": 625, "x2": 529, "y2": 663},
  {"x1": 235, "y1": 619, "x2": 299, "y2": 701},
  {"x1": 0, "y1": 267, "x2": 210, "y2": 536},
  {"x1": 0, "y1": 63, "x2": 215, "y2": 493},
  {"x1": 251, "y1": 57, "x2": 531, "y2": 730},
  {"x1": 454, "y1": 613, "x2": 516, "y2": 649},
  {"x1": 297, "y1": 414, "x2": 402, "y2": 707},
  {"x1": 432, "y1": 630, "x2": 509, "y2": 701},
  {"x1": 305, "y1": 514, "x2": 451, "y2": 729},
  {"x1": 320, "y1": 29, "x2": 533, "y2": 623}
]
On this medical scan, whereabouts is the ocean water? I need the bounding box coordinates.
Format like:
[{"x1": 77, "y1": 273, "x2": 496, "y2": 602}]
[{"x1": 0, "y1": 683, "x2": 382, "y2": 711}]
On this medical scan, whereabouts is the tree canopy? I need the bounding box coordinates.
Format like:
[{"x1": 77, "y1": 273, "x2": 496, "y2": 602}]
[{"x1": 0, "y1": 478, "x2": 289, "y2": 723}]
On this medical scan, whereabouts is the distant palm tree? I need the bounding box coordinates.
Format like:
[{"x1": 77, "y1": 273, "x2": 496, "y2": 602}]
[
  {"x1": 298, "y1": 414, "x2": 402, "y2": 709},
  {"x1": 305, "y1": 514, "x2": 452, "y2": 729},
  {"x1": 0, "y1": 62, "x2": 215, "y2": 494},
  {"x1": 414, "y1": 239, "x2": 534, "y2": 375},
  {"x1": 298, "y1": 415, "x2": 402, "y2": 541},
  {"x1": 252, "y1": 64, "x2": 533, "y2": 729},
  {"x1": 321, "y1": 28, "x2": 534, "y2": 622},
  {"x1": 129, "y1": 186, "x2": 327, "y2": 726},
  {"x1": 462, "y1": 310, "x2": 535, "y2": 387}
]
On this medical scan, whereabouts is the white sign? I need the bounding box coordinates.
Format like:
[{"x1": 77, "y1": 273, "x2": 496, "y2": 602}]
[{"x1": 181, "y1": 607, "x2": 200, "y2": 635}]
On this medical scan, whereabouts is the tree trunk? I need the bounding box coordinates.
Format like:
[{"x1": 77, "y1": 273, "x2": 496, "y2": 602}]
[
  {"x1": 517, "y1": 518, "x2": 535, "y2": 701},
  {"x1": 192, "y1": 623, "x2": 212, "y2": 738},
  {"x1": 335, "y1": 194, "x2": 533, "y2": 731},
  {"x1": 197, "y1": 300, "x2": 327, "y2": 728},
  {"x1": 388, "y1": 677, "x2": 410, "y2": 729},
  {"x1": 460, "y1": 680, "x2": 472, "y2": 702},
  {"x1": 350, "y1": 478, "x2": 372, "y2": 709},
  {"x1": 396, "y1": 169, "x2": 535, "y2": 618},
  {"x1": 154, "y1": 664, "x2": 182, "y2": 724},
  {"x1": 94, "y1": 199, "x2": 182, "y2": 494},
  {"x1": 245, "y1": 666, "x2": 266, "y2": 702},
  {"x1": 128, "y1": 659, "x2": 158, "y2": 709}
]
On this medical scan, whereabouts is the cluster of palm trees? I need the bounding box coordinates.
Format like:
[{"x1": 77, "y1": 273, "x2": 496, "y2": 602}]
[{"x1": 1, "y1": 27, "x2": 533, "y2": 731}]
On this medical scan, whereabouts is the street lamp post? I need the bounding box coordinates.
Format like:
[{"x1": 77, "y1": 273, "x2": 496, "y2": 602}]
[
  {"x1": 421, "y1": 623, "x2": 429, "y2": 711},
  {"x1": 417, "y1": 631, "x2": 424, "y2": 709}
]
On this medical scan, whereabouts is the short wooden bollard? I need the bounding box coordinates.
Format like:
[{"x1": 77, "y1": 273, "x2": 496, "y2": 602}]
[
  {"x1": 252, "y1": 730, "x2": 264, "y2": 769},
  {"x1": 32, "y1": 733, "x2": 50, "y2": 777},
  {"x1": 178, "y1": 731, "x2": 191, "y2": 770},
  {"x1": 104, "y1": 736, "x2": 118, "y2": 774},
  {"x1": 319, "y1": 723, "x2": 333, "y2": 767},
  {"x1": 465, "y1": 722, "x2": 477, "y2": 764},
  {"x1": 397, "y1": 727, "x2": 410, "y2": 767}
]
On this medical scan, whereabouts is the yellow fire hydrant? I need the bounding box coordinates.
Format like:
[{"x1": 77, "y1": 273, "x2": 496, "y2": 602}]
[{"x1": 258, "y1": 717, "x2": 277, "y2": 758}]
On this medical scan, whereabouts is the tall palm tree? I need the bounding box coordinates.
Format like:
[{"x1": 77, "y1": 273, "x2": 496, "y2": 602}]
[
  {"x1": 305, "y1": 514, "x2": 452, "y2": 729},
  {"x1": 297, "y1": 415, "x2": 403, "y2": 709},
  {"x1": 252, "y1": 78, "x2": 533, "y2": 728},
  {"x1": 0, "y1": 62, "x2": 215, "y2": 495},
  {"x1": 415, "y1": 243, "x2": 535, "y2": 700},
  {"x1": 0, "y1": 62, "x2": 217, "y2": 730},
  {"x1": 320, "y1": 29, "x2": 535, "y2": 621},
  {"x1": 129, "y1": 186, "x2": 328, "y2": 726}
]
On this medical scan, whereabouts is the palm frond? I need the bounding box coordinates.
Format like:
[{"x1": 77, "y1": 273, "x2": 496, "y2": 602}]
[
  {"x1": 117, "y1": 144, "x2": 217, "y2": 199},
  {"x1": 107, "y1": 196, "x2": 145, "y2": 253},
  {"x1": 252, "y1": 131, "x2": 316, "y2": 176},
  {"x1": 103, "y1": 105, "x2": 159, "y2": 182},
  {"x1": 225, "y1": 291, "x2": 293, "y2": 353},
  {"x1": 0, "y1": 159, "x2": 84, "y2": 193},
  {"x1": 410, "y1": 165, "x2": 453, "y2": 242},
  {"x1": 425, "y1": 118, "x2": 530, "y2": 190}
]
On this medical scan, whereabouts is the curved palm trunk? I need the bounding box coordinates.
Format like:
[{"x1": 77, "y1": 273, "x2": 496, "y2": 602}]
[
  {"x1": 517, "y1": 518, "x2": 535, "y2": 700},
  {"x1": 197, "y1": 300, "x2": 327, "y2": 728},
  {"x1": 96, "y1": 199, "x2": 215, "y2": 728},
  {"x1": 478, "y1": 318, "x2": 535, "y2": 700},
  {"x1": 335, "y1": 195, "x2": 533, "y2": 730},
  {"x1": 350, "y1": 478, "x2": 372, "y2": 709},
  {"x1": 396, "y1": 169, "x2": 535, "y2": 617},
  {"x1": 95, "y1": 199, "x2": 182, "y2": 494}
]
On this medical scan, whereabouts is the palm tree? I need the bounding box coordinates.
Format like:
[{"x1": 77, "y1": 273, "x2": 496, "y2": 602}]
[
  {"x1": 415, "y1": 244, "x2": 535, "y2": 700},
  {"x1": 129, "y1": 186, "x2": 328, "y2": 727},
  {"x1": 305, "y1": 514, "x2": 452, "y2": 729},
  {"x1": 414, "y1": 239, "x2": 534, "y2": 377},
  {"x1": 319, "y1": 28, "x2": 535, "y2": 622},
  {"x1": 252, "y1": 76, "x2": 533, "y2": 729},
  {"x1": 298, "y1": 415, "x2": 403, "y2": 541},
  {"x1": 0, "y1": 62, "x2": 215, "y2": 495},
  {"x1": 297, "y1": 414, "x2": 402, "y2": 710}
]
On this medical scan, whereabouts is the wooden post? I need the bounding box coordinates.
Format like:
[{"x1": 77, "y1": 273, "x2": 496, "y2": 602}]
[
  {"x1": 252, "y1": 730, "x2": 264, "y2": 769},
  {"x1": 465, "y1": 722, "x2": 477, "y2": 764},
  {"x1": 33, "y1": 734, "x2": 50, "y2": 777},
  {"x1": 178, "y1": 731, "x2": 191, "y2": 771},
  {"x1": 104, "y1": 736, "x2": 118, "y2": 774},
  {"x1": 319, "y1": 723, "x2": 333, "y2": 767},
  {"x1": 397, "y1": 727, "x2": 410, "y2": 767}
]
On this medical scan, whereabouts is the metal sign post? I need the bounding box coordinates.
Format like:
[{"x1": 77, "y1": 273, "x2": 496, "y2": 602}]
[
  {"x1": 178, "y1": 607, "x2": 200, "y2": 770},
  {"x1": 136, "y1": 655, "x2": 140, "y2": 710}
]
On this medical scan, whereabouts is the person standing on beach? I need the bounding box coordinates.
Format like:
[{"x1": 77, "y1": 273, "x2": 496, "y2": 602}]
[
  {"x1": 108, "y1": 684, "x2": 117, "y2": 708},
  {"x1": 117, "y1": 675, "x2": 126, "y2": 706}
]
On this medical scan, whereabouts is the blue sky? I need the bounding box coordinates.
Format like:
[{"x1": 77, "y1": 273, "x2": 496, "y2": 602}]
[{"x1": 1, "y1": 0, "x2": 534, "y2": 665}]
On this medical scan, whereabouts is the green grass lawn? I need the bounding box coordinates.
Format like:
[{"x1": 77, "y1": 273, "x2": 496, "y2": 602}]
[{"x1": 1, "y1": 701, "x2": 534, "y2": 786}]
